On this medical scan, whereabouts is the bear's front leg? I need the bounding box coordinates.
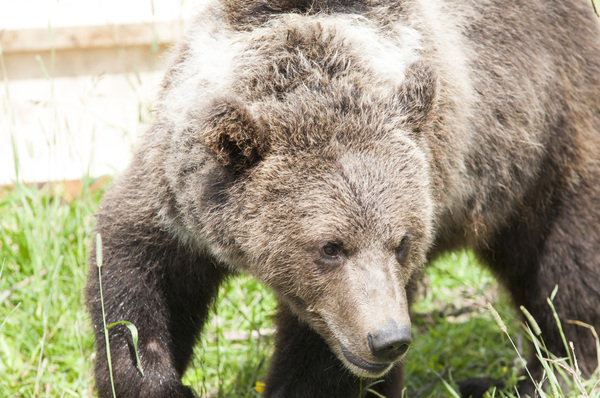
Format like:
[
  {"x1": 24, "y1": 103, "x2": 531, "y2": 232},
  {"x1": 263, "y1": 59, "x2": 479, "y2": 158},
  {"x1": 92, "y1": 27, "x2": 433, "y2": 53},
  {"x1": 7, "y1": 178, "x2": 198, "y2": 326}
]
[
  {"x1": 264, "y1": 305, "x2": 403, "y2": 398},
  {"x1": 87, "y1": 223, "x2": 228, "y2": 398}
]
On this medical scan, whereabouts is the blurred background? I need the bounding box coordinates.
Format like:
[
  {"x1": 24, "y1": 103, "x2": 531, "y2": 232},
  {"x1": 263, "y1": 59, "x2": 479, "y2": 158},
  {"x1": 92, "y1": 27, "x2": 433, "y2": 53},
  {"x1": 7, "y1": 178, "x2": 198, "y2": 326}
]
[{"x1": 0, "y1": 0, "x2": 197, "y2": 187}]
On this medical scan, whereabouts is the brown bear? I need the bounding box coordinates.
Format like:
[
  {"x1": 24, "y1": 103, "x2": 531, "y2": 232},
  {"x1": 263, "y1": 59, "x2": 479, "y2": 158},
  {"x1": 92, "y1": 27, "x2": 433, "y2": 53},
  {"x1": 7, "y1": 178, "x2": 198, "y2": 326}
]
[{"x1": 86, "y1": 0, "x2": 600, "y2": 397}]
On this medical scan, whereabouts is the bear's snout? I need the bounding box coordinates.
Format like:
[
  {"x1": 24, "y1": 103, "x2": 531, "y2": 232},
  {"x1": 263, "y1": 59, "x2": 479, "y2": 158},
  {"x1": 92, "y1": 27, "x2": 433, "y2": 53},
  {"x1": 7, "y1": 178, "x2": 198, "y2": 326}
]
[{"x1": 367, "y1": 325, "x2": 412, "y2": 362}]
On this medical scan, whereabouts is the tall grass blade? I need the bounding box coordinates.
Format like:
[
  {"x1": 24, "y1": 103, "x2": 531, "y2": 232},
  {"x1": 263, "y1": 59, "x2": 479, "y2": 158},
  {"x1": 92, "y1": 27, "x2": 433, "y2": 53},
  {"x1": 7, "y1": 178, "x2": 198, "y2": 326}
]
[
  {"x1": 96, "y1": 234, "x2": 117, "y2": 398},
  {"x1": 567, "y1": 319, "x2": 600, "y2": 390},
  {"x1": 488, "y1": 303, "x2": 545, "y2": 397},
  {"x1": 520, "y1": 305, "x2": 542, "y2": 337},
  {"x1": 546, "y1": 295, "x2": 574, "y2": 371}
]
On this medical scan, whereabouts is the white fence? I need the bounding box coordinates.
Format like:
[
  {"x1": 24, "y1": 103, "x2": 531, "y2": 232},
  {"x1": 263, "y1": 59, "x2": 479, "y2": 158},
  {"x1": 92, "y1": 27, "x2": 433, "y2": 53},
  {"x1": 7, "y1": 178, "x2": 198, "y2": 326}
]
[{"x1": 0, "y1": 0, "x2": 196, "y2": 185}]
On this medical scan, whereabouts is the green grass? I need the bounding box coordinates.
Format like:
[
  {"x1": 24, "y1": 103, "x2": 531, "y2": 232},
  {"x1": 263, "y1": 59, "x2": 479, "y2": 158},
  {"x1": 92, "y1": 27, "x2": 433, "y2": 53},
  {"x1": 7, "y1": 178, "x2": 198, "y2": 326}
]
[
  {"x1": 2, "y1": 179, "x2": 600, "y2": 397},
  {"x1": 184, "y1": 277, "x2": 276, "y2": 397},
  {"x1": 405, "y1": 252, "x2": 523, "y2": 397},
  {"x1": 0, "y1": 180, "x2": 101, "y2": 396}
]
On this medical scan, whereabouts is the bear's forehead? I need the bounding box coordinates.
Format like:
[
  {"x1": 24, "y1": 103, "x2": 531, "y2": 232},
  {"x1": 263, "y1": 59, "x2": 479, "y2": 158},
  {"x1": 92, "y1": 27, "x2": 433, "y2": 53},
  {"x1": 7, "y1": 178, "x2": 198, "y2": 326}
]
[
  {"x1": 245, "y1": 147, "x2": 428, "y2": 228},
  {"x1": 254, "y1": 93, "x2": 391, "y2": 150}
]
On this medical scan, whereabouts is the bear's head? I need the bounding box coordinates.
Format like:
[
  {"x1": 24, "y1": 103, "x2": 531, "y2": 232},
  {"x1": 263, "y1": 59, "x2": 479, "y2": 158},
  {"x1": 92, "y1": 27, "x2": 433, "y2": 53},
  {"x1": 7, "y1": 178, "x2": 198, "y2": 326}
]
[
  {"x1": 172, "y1": 59, "x2": 437, "y2": 378},
  {"x1": 166, "y1": 12, "x2": 438, "y2": 376}
]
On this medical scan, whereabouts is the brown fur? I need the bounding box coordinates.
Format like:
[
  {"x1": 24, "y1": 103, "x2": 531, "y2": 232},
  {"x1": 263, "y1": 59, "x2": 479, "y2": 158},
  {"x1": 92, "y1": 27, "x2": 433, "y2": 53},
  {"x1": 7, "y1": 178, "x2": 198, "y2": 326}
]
[{"x1": 86, "y1": 0, "x2": 600, "y2": 397}]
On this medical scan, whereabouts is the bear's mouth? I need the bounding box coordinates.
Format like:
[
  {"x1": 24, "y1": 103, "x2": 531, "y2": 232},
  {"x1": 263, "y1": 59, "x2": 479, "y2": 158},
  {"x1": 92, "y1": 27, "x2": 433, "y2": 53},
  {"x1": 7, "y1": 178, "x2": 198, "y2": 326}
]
[{"x1": 340, "y1": 344, "x2": 391, "y2": 374}]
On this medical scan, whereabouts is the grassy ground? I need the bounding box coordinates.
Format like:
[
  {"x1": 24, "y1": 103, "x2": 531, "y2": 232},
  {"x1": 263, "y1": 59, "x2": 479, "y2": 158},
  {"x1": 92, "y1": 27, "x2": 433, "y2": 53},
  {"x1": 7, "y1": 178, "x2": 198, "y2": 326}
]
[{"x1": 2, "y1": 179, "x2": 598, "y2": 397}]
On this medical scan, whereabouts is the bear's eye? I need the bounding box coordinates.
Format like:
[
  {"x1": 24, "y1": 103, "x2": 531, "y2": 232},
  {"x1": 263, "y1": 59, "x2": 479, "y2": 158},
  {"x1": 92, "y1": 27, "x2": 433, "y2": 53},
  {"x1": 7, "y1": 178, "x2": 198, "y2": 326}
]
[
  {"x1": 320, "y1": 243, "x2": 342, "y2": 259},
  {"x1": 395, "y1": 235, "x2": 410, "y2": 263}
]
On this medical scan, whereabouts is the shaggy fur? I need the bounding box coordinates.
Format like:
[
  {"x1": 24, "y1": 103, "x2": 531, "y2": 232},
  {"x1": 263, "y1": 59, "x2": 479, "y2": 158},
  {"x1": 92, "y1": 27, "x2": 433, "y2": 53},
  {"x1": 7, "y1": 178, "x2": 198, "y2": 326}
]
[{"x1": 86, "y1": 0, "x2": 600, "y2": 397}]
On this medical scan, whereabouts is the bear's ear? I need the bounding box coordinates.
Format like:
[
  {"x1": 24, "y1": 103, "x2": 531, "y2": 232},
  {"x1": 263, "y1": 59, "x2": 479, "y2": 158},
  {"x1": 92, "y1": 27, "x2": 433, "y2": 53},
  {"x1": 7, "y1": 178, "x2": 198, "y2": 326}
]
[
  {"x1": 202, "y1": 97, "x2": 269, "y2": 173},
  {"x1": 394, "y1": 61, "x2": 438, "y2": 131}
]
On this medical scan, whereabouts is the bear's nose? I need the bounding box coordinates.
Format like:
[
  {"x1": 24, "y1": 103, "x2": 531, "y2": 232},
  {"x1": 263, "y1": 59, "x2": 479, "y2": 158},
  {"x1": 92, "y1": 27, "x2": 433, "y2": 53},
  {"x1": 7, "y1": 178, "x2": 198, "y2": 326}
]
[{"x1": 367, "y1": 326, "x2": 412, "y2": 362}]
